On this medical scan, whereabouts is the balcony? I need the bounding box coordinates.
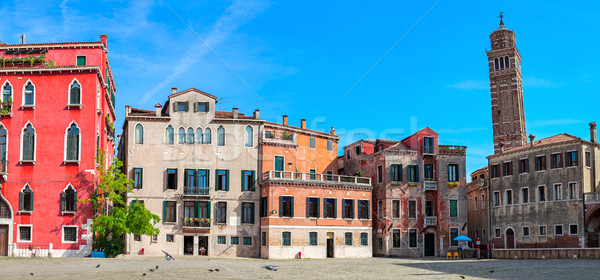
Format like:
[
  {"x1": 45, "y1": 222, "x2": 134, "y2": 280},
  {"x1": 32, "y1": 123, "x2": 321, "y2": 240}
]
[
  {"x1": 438, "y1": 145, "x2": 466, "y2": 156},
  {"x1": 584, "y1": 193, "x2": 600, "y2": 205},
  {"x1": 262, "y1": 170, "x2": 371, "y2": 187},
  {"x1": 182, "y1": 218, "x2": 210, "y2": 228},
  {"x1": 422, "y1": 145, "x2": 435, "y2": 155},
  {"x1": 424, "y1": 181, "x2": 437, "y2": 191},
  {"x1": 183, "y1": 186, "x2": 210, "y2": 196},
  {"x1": 424, "y1": 216, "x2": 437, "y2": 226},
  {"x1": 0, "y1": 102, "x2": 11, "y2": 116},
  {"x1": 261, "y1": 130, "x2": 296, "y2": 145}
]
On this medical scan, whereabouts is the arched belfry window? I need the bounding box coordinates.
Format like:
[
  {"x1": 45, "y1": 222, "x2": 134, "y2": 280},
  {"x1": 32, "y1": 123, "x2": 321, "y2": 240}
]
[
  {"x1": 2, "y1": 82, "x2": 12, "y2": 103},
  {"x1": 61, "y1": 185, "x2": 77, "y2": 213},
  {"x1": 245, "y1": 126, "x2": 253, "y2": 147},
  {"x1": 24, "y1": 81, "x2": 34, "y2": 105},
  {"x1": 217, "y1": 126, "x2": 225, "y2": 146},
  {"x1": 66, "y1": 123, "x2": 80, "y2": 161},
  {"x1": 187, "y1": 128, "x2": 194, "y2": 144},
  {"x1": 69, "y1": 80, "x2": 81, "y2": 105},
  {"x1": 19, "y1": 185, "x2": 33, "y2": 212},
  {"x1": 204, "y1": 128, "x2": 212, "y2": 144},
  {"x1": 21, "y1": 124, "x2": 35, "y2": 161},
  {"x1": 494, "y1": 58, "x2": 499, "y2": 71},
  {"x1": 178, "y1": 127, "x2": 185, "y2": 144},
  {"x1": 499, "y1": 56, "x2": 504, "y2": 69},
  {"x1": 135, "y1": 124, "x2": 143, "y2": 144},
  {"x1": 504, "y1": 56, "x2": 509, "y2": 69},
  {"x1": 166, "y1": 125, "x2": 174, "y2": 145}
]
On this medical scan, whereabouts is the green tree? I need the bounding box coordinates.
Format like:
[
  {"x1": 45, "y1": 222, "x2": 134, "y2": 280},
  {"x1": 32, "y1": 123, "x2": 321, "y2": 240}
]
[{"x1": 82, "y1": 150, "x2": 160, "y2": 257}]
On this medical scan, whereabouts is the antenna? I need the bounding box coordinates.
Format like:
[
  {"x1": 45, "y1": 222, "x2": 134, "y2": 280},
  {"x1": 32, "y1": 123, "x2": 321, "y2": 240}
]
[{"x1": 217, "y1": 97, "x2": 226, "y2": 111}]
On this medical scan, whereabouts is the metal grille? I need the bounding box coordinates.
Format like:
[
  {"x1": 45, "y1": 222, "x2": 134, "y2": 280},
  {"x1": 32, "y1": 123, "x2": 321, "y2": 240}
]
[
  {"x1": 0, "y1": 198, "x2": 10, "y2": 218},
  {"x1": 63, "y1": 227, "x2": 77, "y2": 242},
  {"x1": 19, "y1": 226, "x2": 31, "y2": 241}
]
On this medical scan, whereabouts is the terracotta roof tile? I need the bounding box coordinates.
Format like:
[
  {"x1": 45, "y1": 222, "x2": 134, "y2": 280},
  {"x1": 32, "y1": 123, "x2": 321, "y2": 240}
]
[
  {"x1": 169, "y1": 88, "x2": 217, "y2": 100},
  {"x1": 215, "y1": 111, "x2": 255, "y2": 119},
  {"x1": 128, "y1": 107, "x2": 157, "y2": 117},
  {"x1": 490, "y1": 133, "x2": 580, "y2": 157}
]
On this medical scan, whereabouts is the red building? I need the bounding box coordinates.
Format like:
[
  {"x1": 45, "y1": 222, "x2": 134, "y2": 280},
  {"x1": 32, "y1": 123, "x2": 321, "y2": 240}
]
[{"x1": 0, "y1": 35, "x2": 116, "y2": 257}]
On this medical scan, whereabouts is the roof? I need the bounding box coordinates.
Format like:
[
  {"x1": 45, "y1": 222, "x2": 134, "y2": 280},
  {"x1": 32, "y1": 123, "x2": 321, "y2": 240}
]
[
  {"x1": 263, "y1": 121, "x2": 338, "y2": 139},
  {"x1": 215, "y1": 111, "x2": 255, "y2": 119},
  {"x1": 169, "y1": 88, "x2": 217, "y2": 100},
  {"x1": 489, "y1": 133, "x2": 581, "y2": 158},
  {"x1": 128, "y1": 107, "x2": 156, "y2": 117},
  {"x1": 0, "y1": 41, "x2": 105, "y2": 48}
]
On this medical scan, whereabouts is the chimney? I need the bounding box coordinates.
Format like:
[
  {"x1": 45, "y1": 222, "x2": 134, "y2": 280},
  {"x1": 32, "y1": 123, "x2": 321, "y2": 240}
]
[
  {"x1": 590, "y1": 122, "x2": 597, "y2": 143},
  {"x1": 330, "y1": 127, "x2": 336, "y2": 135},
  {"x1": 253, "y1": 109, "x2": 260, "y2": 119},
  {"x1": 125, "y1": 105, "x2": 131, "y2": 116},
  {"x1": 155, "y1": 103, "x2": 162, "y2": 117},
  {"x1": 233, "y1": 108, "x2": 239, "y2": 119},
  {"x1": 171, "y1": 87, "x2": 177, "y2": 95},
  {"x1": 529, "y1": 134, "x2": 535, "y2": 147},
  {"x1": 100, "y1": 35, "x2": 107, "y2": 47},
  {"x1": 19, "y1": 34, "x2": 26, "y2": 44},
  {"x1": 282, "y1": 115, "x2": 288, "y2": 126},
  {"x1": 301, "y1": 119, "x2": 306, "y2": 129}
]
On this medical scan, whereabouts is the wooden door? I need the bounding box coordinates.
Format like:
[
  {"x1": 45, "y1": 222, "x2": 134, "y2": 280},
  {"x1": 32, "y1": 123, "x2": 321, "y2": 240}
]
[
  {"x1": 506, "y1": 229, "x2": 515, "y2": 249},
  {"x1": 0, "y1": 225, "x2": 8, "y2": 256},
  {"x1": 424, "y1": 233, "x2": 435, "y2": 256}
]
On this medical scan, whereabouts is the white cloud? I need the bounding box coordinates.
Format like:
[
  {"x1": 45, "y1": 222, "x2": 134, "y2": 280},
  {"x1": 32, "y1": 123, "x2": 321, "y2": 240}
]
[{"x1": 446, "y1": 80, "x2": 488, "y2": 90}]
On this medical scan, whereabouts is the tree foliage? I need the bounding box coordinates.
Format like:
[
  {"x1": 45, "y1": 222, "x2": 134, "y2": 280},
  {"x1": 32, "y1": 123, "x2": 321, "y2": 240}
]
[{"x1": 82, "y1": 150, "x2": 160, "y2": 257}]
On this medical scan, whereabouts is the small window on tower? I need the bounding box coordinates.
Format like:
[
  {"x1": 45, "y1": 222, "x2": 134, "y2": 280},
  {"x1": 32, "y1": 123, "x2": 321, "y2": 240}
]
[
  {"x1": 494, "y1": 58, "x2": 499, "y2": 71},
  {"x1": 505, "y1": 56, "x2": 510, "y2": 68},
  {"x1": 499, "y1": 56, "x2": 504, "y2": 69}
]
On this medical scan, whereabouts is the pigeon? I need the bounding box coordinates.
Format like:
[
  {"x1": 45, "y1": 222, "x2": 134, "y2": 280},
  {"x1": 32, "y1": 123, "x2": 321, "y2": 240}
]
[
  {"x1": 208, "y1": 269, "x2": 214, "y2": 272},
  {"x1": 149, "y1": 269, "x2": 154, "y2": 272},
  {"x1": 215, "y1": 269, "x2": 220, "y2": 272},
  {"x1": 489, "y1": 270, "x2": 494, "y2": 273},
  {"x1": 261, "y1": 265, "x2": 278, "y2": 271},
  {"x1": 30, "y1": 273, "x2": 34, "y2": 276},
  {"x1": 161, "y1": 250, "x2": 175, "y2": 261},
  {"x1": 156, "y1": 265, "x2": 159, "y2": 270},
  {"x1": 460, "y1": 276, "x2": 465, "y2": 279},
  {"x1": 96, "y1": 264, "x2": 100, "y2": 268},
  {"x1": 142, "y1": 273, "x2": 146, "y2": 276}
]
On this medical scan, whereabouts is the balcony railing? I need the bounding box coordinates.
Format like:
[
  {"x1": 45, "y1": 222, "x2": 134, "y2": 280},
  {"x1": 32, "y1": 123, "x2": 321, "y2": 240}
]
[
  {"x1": 183, "y1": 186, "x2": 210, "y2": 196},
  {"x1": 0, "y1": 102, "x2": 11, "y2": 116},
  {"x1": 424, "y1": 216, "x2": 437, "y2": 226},
  {"x1": 182, "y1": 218, "x2": 210, "y2": 228},
  {"x1": 262, "y1": 170, "x2": 371, "y2": 186},
  {"x1": 584, "y1": 193, "x2": 600, "y2": 205},
  {"x1": 424, "y1": 181, "x2": 437, "y2": 191},
  {"x1": 438, "y1": 145, "x2": 466, "y2": 156},
  {"x1": 422, "y1": 145, "x2": 435, "y2": 155},
  {"x1": 262, "y1": 131, "x2": 296, "y2": 144}
]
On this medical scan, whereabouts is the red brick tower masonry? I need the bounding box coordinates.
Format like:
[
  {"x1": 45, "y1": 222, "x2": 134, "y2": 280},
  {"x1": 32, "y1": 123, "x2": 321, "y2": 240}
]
[{"x1": 486, "y1": 16, "x2": 527, "y2": 154}]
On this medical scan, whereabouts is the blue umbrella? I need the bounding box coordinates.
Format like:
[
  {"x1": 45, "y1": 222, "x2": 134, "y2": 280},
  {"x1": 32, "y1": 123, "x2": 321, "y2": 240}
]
[{"x1": 453, "y1": 235, "x2": 472, "y2": 242}]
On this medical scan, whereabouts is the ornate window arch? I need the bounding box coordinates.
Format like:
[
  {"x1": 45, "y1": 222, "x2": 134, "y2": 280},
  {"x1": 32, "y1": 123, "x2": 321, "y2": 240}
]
[
  {"x1": 61, "y1": 184, "x2": 77, "y2": 213},
  {"x1": 204, "y1": 128, "x2": 212, "y2": 144},
  {"x1": 217, "y1": 126, "x2": 225, "y2": 146},
  {"x1": 187, "y1": 128, "x2": 194, "y2": 144},
  {"x1": 178, "y1": 127, "x2": 186, "y2": 144},
  {"x1": 19, "y1": 184, "x2": 34, "y2": 212},
  {"x1": 245, "y1": 126, "x2": 253, "y2": 147},
  {"x1": 68, "y1": 78, "x2": 81, "y2": 106},
  {"x1": 196, "y1": 128, "x2": 203, "y2": 144},
  {"x1": 65, "y1": 121, "x2": 81, "y2": 162},
  {"x1": 20, "y1": 122, "x2": 36, "y2": 162},
  {"x1": 165, "y1": 125, "x2": 174, "y2": 145},
  {"x1": 135, "y1": 123, "x2": 144, "y2": 144},
  {"x1": 22, "y1": 79, "x2": 35, "y2": 106}
]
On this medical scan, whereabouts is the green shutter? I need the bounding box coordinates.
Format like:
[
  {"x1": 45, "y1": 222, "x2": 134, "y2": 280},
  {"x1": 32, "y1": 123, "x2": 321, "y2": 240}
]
[
  {"x1": 251, "y1": 171, "x2": 256, "y2": 191},
  {"x1": 415, "y1": 165, "x2": 420, "y2": 182},
  {"x1": 279, "y1": 196, "x2": 283, "y2": 217},
  {"x1": 316, "y1": 198, "x2": 320, "y2": 217},
  {"x1": 350, "y1": 200, "x2": 354, "y2": 219},
  {"x1": 193, "y1": 102, "x2": 198, "y2": 112},
  {"x1": 173, "y1": 102, "x2": 178, "y2": 112},
  {"x1": 206, "y1": 169, "x2": 210, "y2": 189},
  {"x1": 290, "y1": 197, "x2": 294, "y2": 218},
  {"x1": 139, "y1": 169, "x2": 143, "y2": 189},
  {"x1": 226, "y1": 170, "x2": 229, "y2": 191},
  {"x1": 18, "y1": 191, "x2": 23, "y2": 211},
  {"x1": 163, "y1": 201, "x2": 167, "y2": 223},
  {"x1": 342, "y1": 200, "x2": 346, "y2": 218},
  {"x1": 333, "y1": 199, "x2": 337, "y2": 218},
  {"x1": 197, "y1": 201, "x2": 201, "y2": 220},
  {"x1": 185, "y1": 101, "x2": 189, "y2": 112},
  {"x1": 241, "y1": 170, "x2": 245, "y2": 191},
  {"x1": 61, "y1": 191, "x2": 66, "y2": 211},
  {"x1": 251, "y1": 203, "x2": 255, "y2": 224},
  {"x1": 306, "y1": 197, "x2": 310, "y2": 218},
  {"x1": 73, "y1": 190, "x2": 77, "y2": 212},
  {"x1": 366, "y1": 201, "x2": 370, "y2": 219},
  {"x1": 391, "y1": 165, "x2": 396, "y2": 181},
  {"x1": 399, "y1": 164, "x2": 403, "y2": 181},
  {"x1": 242, "y1": 202, "x2": 246, "y2": 223},
  {"x1": 450, "y1": 200, "x2": 457, "y2": 217},
  {"x1": 323, "y1": 199, "x2": 327, "y2": 218},
  {"x1": 215, "y1": 170, "x2": 219, "y2": 191},
  {"x1": 207, "y1": 201, "x2": 211, "y2": 219},
  {"x1": 30, "y1": 191, "x2": 34, "y2": 211}
]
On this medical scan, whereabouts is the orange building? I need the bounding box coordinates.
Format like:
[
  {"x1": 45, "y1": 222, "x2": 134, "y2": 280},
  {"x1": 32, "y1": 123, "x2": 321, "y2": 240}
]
[{"x1": 259, "y1": 116, "x2": 373, "y2": 259}]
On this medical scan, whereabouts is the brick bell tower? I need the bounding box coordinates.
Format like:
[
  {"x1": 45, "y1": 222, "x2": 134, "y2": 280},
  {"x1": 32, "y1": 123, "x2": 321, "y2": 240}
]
[{"x1": 486, "y1": 12, "x2": 527, "y2": 154}]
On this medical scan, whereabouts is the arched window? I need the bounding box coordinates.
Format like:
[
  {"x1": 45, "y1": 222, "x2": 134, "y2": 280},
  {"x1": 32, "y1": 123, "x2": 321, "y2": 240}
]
[
  {"x1": 499, "y1": 56, "x2": 504, "y2": 69},
  {"x1": 19, "y1": 185, "x2": 33, "y2": 212},
  {"x1": 494, "y1": 58, "x2": 499, "y2": 71},
  {"x1": 2, "y1": 82, "x2": 12, "y2": 103},
  {"x1": 504, "y1": 56, "x2": 510, "y2": 69},
  {"x1": 178, "y1": 127, "x2": 186, "y2": 144},
  {"x1": 0, "y1": 125, "x2": 7, "y2": 170},
  {"x1": 135, "y1": 124, "x2": 143, "y2": 144},
  {"x1": 217, "y1": 126, "x2": 225, "y2": 146},
  {"x1": 66, "y1": 123, "x2": 80, "y2": 161},
  {"x1": 245, "y1": 126, "x2": 253, "y2": 147},
  {"x1": 62, "y1": 185, "x2": 77, "y2": 213},
  {"x1": 166, "y1": 125, "x2": 174, "y2": 145},
  {"x1": 196, "y1": 128, "x2": 203, "y2": 144},
  {"x1": 22, "y1": 124, "x2": 35, "y2": 161},
  {"x1": 69, "y1": 80, "x2": 81, "y2": 105},
  {"x1": 187, "y1": 128, "x2": 194, "y2": 144},
  {"x1": 204, "y1": 128, "x2": 212, "y2": 144},
  {"x1": 24, "y1": 81, "x2": 34, "y2": 105}
]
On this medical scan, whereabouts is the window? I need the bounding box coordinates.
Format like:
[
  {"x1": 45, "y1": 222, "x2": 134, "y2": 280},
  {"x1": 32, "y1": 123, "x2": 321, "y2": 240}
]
[
  {"x1": 133, "y1": 168, "x2": 143, "y2": 189},
  {"x1": 502, "y1": 161, "x2": 512, "y2": 176},
  {"x1": 23, "y1": 81, "x2": 34, "y2": 105},
  {"x1": 535, "y1": 155, "x2": 546, "y2": 171},
  {"x1": 177, "y1": 102, "x2": 187, "y2": 112},
  {"x1": 19, "y1": 185, "x2": 34, "y2": 212},
  {"x1": 360, "y1": 232, "x2": 368, "y2": 246},
  {"x1": 307, "y1": 197, "x2": 319, "y2": 218},
  {"x1": 481, "y1": 194, "x2": 485, "y2": 209},
  {"x1": 245, "y1": 126, "x2": 253, "y2": 147},
  {"x1": 324, "y1": 198, "x2": 336, "y2": 218},
  {"x1": 392, "y1": 229, "x2": 401, "y2": 248},
  {"x1": 450, "y1": 228, "x2": 459, "y2": 246},
  {"x1": 499, "y1": 55, "x2": 504, "y2": 69},
  {"x1": 21, "y1": 124, "x2": 35, "y2": 161},
  {"x1": 282, "y1": 232, "x2": 291, "y2": 246},
  {"x1": 407, "y1": 165, "x2": 419, "y2": 182},
  {"x1": 2, "y1": 82, "x2": 12, "y2": 103},
  {"x1": 505, "y1": 190, "x2": 512, "y2": 205},
  {"x1": 242, "y1": 170, "x2": 255, "y2": 191},
  {"x1": 65, "y1": 123, "x2": 80, "y2": 161},
  {"x1": 522, "y1": 227, "x2": 530, "y2": 237},
  {"x1": 217, "y1": 126, "x2": 225, "y2": 146},
  {"x1": 494, "y1": 228, "x2": 501, "y2": 238},
  {"x1": 62, "y1": 186, "x2": 77, "y2": 213},
  {"x1": 449, "y1": 199, "x2": 458, "y2": 217},
  {"x1": 197, "y1": 102, "x2": 208, "y2": 112},
  {"x1": 423, "y1": 137, "x2": 434, "y2": 154},
  {"x1": 231, "y1": 236, "x2": 239, "y2": 245},
  {"x1": 243, "y1": 237, "x2": 252, "y2": 245},
  {"x1": 309, "y1": 232, "x2": 318, "y2": 246},
  {"x1": 261, "y1": 232, "x2": 266, "y2": 246},
  {"x1": 204, "y1": 128, "x2": 212, "y2": 144},
  {"x1": 217, "y1": 202, "x2": 227, "y2": 224},
  {"x1": 309, "y1": 137, "x2": 316, "y2": 148},
  {"x1": 539, "y1": 225, "x2": 547, "y2": 236},
  {"x1": 494, "y1": 57, "x2": 499, "y2": 70},
  {"x1": 242, "y1": 202, "x2": 255, "y2": 224},
  {"x1": 554, "y1": 225, "x2": 563, "y2": 236},
  {"x1": 521, "y1": 187, "x2": 529, "y2": 203},
  {"x1": 345, "y1": 232, "x2": 353, "y2": 246},
  {"x1": 483, "y1": 230, "x2": 486, "y2": 238},
  {"x1": 165, "y1": 125, "x2": 174, "y2": 144},
  {"x1": 569, "y1": 182, "x2": 577, "y2": 200},
  {"x1": 280, "y1": 196, "x2": 293, "y2": 217},
  {"x1": 178, "y1": 127, "x2": 185, "y2": 144},
  {"x1": 409, "y1": 229, "x2": 417, "y2": 247},
  {"x1": 392, "y1": 200, "x2": 400, "y2": 219},
  {"x1": 569, "y1": 224, "x2": 578, "y2": 235},
  {"x1": 377, "y1": 165, "x2": 383, "y2": 183},
  {"x1": 0, "y1": 125, "x2": 7, "y2": 168},
  {"x1": 551, "y1": 153, "x2": 562, "y2": 169},
  {"x1": 309, "y1": 169, "x2": 316, "y2": 180},
  {"x1": 355, "y1": 145, "x2": 361, "y2": 156},
  {"x1": 491, "y1": 164, "x2": 499, "y2": 178},
  {"x1": 519, "y1": 158, "x2": 529, "y2": 173},
  {"x1": 187, "y1": 128, "x2": 194, "y2": 144},
  {"x1": 358, "y1": 200, "x2": 369, "y2": 219},
  {"x1": 343, "y1": 199, "x2": 354, "y2": 219},
  {"x1": 183, "y1": 201, "x2": 197, "y2": 224},
  {"x1": 18, "y1": 225, "x2": 32, "y2": 242},
  {"x1": 184, "y1": 169, "x2": 197, "y2": 188},
  {"x1": 566, "y1": 151, "x2": 578, "y2": 167},
  {"x1": 424, "y1": 163, "x2": 433, "y2": 180},
  {"x1": 260, "y1": 196, "x2": 268, "y2": 217},
  {"x1": 538, "y1": 186, "x2": 546, "y2": 202},
  {"x1": 216, "y1": 169, "x2": 229, "y2": 191},
  {"x1": 346, "y1": 152, "x2": 350, "y2": 160},
  {"x1": 493, "y1": 191, "x2": 500, "y2": 207},
  {"x1": 448, "y1": 164, "x2": 459, "y2": 182},
  {"x1": 166, "y1": 235, "x2": 174, "y2": 242},
  {"x1": 196, "y1": 128, "x2": 203, "y2": 144},
  {"x1": 474, "y1": 197, "x2": 478, "y2": 210},
  {"x1": 166, "y1": 169, "x2": 177, "y2": 189},
  {"x1": 69, "y1": 80, "x2": 81, "y2": 105},
  {"x1": 133, "y1": 235, "x2": 141, "y2": 241},
  {"x1": 197, "y1": 169, "x2": 210, "y2": 190},
  {"x1": 164, "y1": 201, "x2": 176, "y2": 223},
  {"x1": 505, "y1": 56, "x2": 510, "y2": 68},
  {"x1": 391, "y1": 164, "x2": 402, "y2": 182},
  {"x1": 327, "y1": 140, "x2": 333, "y2": 151},
  {"x1": 585, "y1": 151, "x2": 591, "y2": 167},
  {"x1": 76, "y1": 56, "x2": 86, "y2": 66},
  {"x1": 152, "y1": 235, "x2": 159, "y2": 243},
  {"x1": 554, "y1": 184, "x2": 562, "y2": 200},
  {"x1": 217, "y1": 236, "x2": 226, "y2": 244},
  {"x1": 408, "y1": 200, "x2": 416, "y2": 218}
]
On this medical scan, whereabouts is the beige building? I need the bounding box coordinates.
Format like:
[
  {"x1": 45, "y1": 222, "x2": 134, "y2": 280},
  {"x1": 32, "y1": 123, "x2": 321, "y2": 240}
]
[{"x1": 119, "y1": 88, "x2": 262, "y2": 257}]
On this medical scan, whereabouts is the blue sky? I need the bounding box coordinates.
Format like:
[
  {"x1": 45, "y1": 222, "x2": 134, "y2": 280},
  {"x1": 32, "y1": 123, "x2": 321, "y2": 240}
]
[{"x1": 1, "y1": 0, "x2": 598, "y2": 178}]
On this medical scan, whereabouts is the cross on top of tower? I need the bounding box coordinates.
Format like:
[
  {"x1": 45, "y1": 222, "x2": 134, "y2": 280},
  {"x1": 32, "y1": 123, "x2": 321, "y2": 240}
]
[{"x1": 498, "y1": 11, "x2": 505, "y2": 27}]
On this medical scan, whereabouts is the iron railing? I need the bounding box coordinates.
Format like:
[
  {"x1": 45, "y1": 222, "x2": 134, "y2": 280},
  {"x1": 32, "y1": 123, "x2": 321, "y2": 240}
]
[
  {"x1": 183, "y1": 218, "x2": 210, "y2": 228},
  {"x1": 263, "y1": 170, "x2": 371, "y2": 186},
  {"x1": 183, "y1": 186, "x2": 210, "y2": 196}
]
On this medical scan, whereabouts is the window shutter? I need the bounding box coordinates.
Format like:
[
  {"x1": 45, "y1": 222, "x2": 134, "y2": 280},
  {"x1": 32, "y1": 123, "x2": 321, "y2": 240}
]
[
  {"x1": 333, "y1": 199, "x2": 337, "y2": 218},
  {"x1": 215, "y1": 170, "x2": 218, "y2": 191},
  {"x1": 316, "y1": 198, "x2": 320, "y2": 217},
  {"x1": 279, "y1": 196, "x2": 283, "y2": 217},
  {"x1": 23, "y1": 134, "x2": 33, "y2": 161},
  {"x1": 391, "y1": 166, "x2": 396, "y2": 181},
  {"x1": 207, "y1": 201, "x2": 211, "y2": 219},
  {"x1": 197, "y1": 201, "x2": 201, "y2": 220},
  {"x1": 306, "y1": 197, "x2": 310, "y2": 218},
  {"x1": 290, "y1": 196, "x2": 294, "y2": 218},
  {"x1": 241, "y1": 202, "x2": 246, "y2": 223},
  {"x1": 73, "y1": 190, "x2": 77, "y2": 212},
  {"x1": 399, "y1": 164, "x2": 403, "y2": 181},
  {"x1": 251, "y1": 171, "x2": 256, "y2": 191},
  {"x1": 251, "y1": 203, "x2": 255, "y2": 224},
  {"x1": 415, "y1": 165, "x2": 420, "y2": 182},
  {"x1": 357, "y1": 201, "x2": 361, "y2": 219},
  {"x1": 18, "y1": 191, "x2": 23, "y2": 211},
  {"x1": 139, "y1": 169, "x2": 143, "y2": 189},
  {"x1": 193, "y1": 102, "x2": 198, "y2": 112},
  {"x1": 448, "y1": 165, "x2": 451, "y2": 181},
  {"x1": 163, "y1": 201, "x2": 167, "y2": 223},
  {"x1": 350, "y1": 200, "x2": 354, "y2": 219},
  {"x1": 185, "y1": 101, "x2": 189, "y2": 112},
  {"x1": 342, "y1": 200, "x2": 346, "y2": 218},
  {"x1": 366, "y1": 201, "x2": 370, "y2": 219},
  {"x1": 30, "y1": 191, "x2": 34, "y2": 211},
  {"x1": 67, "y1": 132, "x2": 78, "y2": 160},
  {"x1": 173, "y1": 103, "x2": 178, "y2": 112},
  {"x1": 226, "y1": 170, "x2": 229, "y2": 191},
  {"x1": 323, "y1": 199, "x2": 327, "y2": 218},
  {"x1": 205, "y1": 169, "x2": 210, "y2": 189},
  {"x1": 61, "y1": 191, "x2": 66, "y2": 211},
  {"x1": 241, "y1": 170, "x2": 245, "y2": 191}
]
